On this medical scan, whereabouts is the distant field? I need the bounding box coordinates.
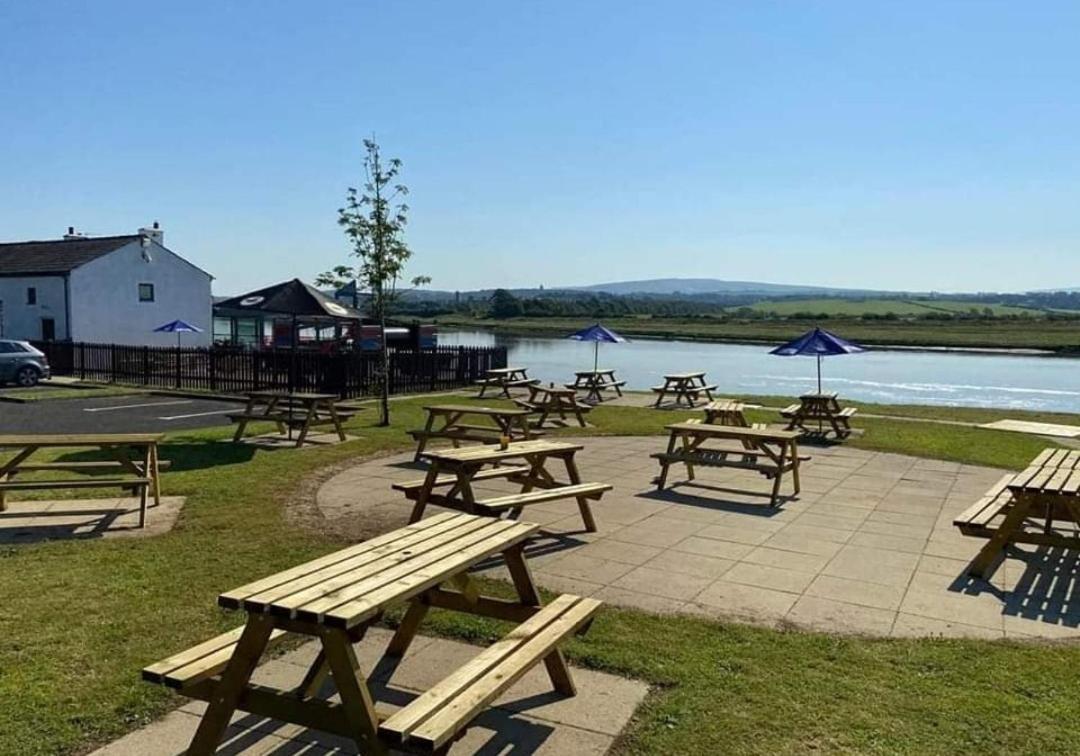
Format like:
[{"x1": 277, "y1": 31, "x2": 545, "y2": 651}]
[
  {"x1": 730, "y1": 298, "x2": 1043, "y2": 317},
  {"x1": 437, "y1": 315, "x2": 1080, "y2": 351}
]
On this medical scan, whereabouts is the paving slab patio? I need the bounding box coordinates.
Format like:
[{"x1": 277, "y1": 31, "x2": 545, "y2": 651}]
[
  {"x1": 317, "y1": 436, "x2": 1080, "y2": 640},
  {"x1": 93, "y1": 627, "x2": 647, "y2": 755},
  {"x1": 0, "y1": 496, "x2": 185, "y2": 543}
]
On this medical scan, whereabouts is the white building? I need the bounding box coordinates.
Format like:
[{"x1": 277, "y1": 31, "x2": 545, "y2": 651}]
[{"x1": 0, "y1": 224, "x2": 213, "y2": 346}]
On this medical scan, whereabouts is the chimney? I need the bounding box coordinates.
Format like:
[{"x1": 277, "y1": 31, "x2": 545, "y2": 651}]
[
  {"x1": 63, "y1": 226, "x2": 84, "y2": 240},
  {"x1": 138, "y1": 220, "x2": 164, "y2": 246}
]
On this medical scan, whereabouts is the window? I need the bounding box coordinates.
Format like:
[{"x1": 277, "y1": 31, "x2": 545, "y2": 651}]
[
  {"x1": 138, "y1": 283, "x2": 155, "y2": 302},
  {"x1": 26, "y1": 287, "x2": 36, "y2": 305}
]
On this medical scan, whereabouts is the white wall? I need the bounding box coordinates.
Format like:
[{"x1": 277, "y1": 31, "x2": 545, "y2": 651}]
[
  {"x1": 0, "y1": 275, "x2": 68, "y2": 341},
  {"x1": 69, "y1": 240, "x2": 213, "y2": 346}
]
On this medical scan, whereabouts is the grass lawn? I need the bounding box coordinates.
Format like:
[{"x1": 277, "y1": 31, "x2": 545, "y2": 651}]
[
  {"x1": 732, "y1": 297, "x2": 1041, "y2": 318},
  {"x1": 1, "y1": 394, "x2": 1077, "y2": 755},
  {"x1": 436, "y1": 314, "x2": 1080, "y2": 352},
  {"x1": 0, "y1": 383, "x2": 142, "y2": 403}
]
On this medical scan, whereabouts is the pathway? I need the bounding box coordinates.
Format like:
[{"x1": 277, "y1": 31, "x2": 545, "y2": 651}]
[{"x1": 318, "y1": 437, "x2": 1080, "y2": 639}]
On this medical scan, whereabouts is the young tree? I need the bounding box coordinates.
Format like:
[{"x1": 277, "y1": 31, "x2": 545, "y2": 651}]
[{"x1": 317, "y1": 138, "x2": 429, "y2": 426}]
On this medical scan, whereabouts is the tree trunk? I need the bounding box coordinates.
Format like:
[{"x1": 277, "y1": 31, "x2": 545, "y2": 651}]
[{"x1": 378, "y1": 305, "x2": 390, "y2": 426}]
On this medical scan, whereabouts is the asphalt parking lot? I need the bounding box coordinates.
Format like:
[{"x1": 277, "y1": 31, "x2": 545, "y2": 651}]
[{"x1": 0, "y1": 394, "x2": 248, "y2": 434}]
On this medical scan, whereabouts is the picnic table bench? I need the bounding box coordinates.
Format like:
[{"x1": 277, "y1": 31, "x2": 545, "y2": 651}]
[
  {"x1": 143, "y1": 512, "x2": 601, "y2": 755},
  {"x1": 395, "y1": 439, "x2": 611, "y2": 532},
  {"x1": 475, "y1": 367, "x2": 539, "y2": 399},
  {"x1": 652, "y1": 423, "x2": 805, "y2": 506},
  {"x1": 565, "y1": 369, "x2": 625, "y2": 403},
  {"x1": 651, "y1": 372, "x2": 717, "y2": 408},
  {"x1": 228, "y1": 391, "x2": 357, "y2": 447},
  {"x1": 781, "y1": 392, "x2": 857, "y2": 439},
  {"x1": 0, "y1": 433, "x2": 166, "y2": 527},
  {"x1": 515, "y1": 383, "x2": 592, "y2": 428},
  {"x1": 408, "y1": 404, "x2": 540, "y2": 461},
  {"x1": 955, "y1": 448, "x2": 1080, "y2": 578},
  {"x1": 702, "y1": 399, "x2": 750, "y2": 427}
]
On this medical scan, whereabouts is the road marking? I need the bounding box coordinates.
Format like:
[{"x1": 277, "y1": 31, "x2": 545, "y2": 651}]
[
  {"x1": 84, "y1": 400, "x2": 193, "y2": 413},
  {"x1": 158, "y1": 409, "x2": 236, "y2": 421}
]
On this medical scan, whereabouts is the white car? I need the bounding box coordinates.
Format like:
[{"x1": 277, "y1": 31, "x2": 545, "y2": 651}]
[{"x1": 0, "y1": 340, "x2": 51, "y2": 387}]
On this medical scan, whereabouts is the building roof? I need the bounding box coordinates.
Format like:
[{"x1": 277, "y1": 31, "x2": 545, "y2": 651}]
[
  {"x1": 215, "y1": 278, "x2": 363, "y2": 320},
  {"x1": 0, "y1": 235, "x2": 140, "y2": 276}
]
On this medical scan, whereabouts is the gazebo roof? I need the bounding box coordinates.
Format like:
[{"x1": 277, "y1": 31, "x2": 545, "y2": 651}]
[{"x1": 215, "y1": 279, "x2": 362, "y2": 320}]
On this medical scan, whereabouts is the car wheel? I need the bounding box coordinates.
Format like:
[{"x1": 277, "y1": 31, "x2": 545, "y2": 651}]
[{"x1": 15, "y1": 366, "x2": 40, "y2": 387}]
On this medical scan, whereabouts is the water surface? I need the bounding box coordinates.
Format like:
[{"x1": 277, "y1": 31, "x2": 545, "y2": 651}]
[{"x1": 439, "y1": 329, "x2": 1080, "y2": 412}]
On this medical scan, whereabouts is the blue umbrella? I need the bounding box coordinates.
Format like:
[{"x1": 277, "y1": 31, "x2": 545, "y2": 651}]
[
  {"x1": 567, "y1": 323, "x2": 627, "y2": 372},
  {"x1": 153, "y1": 319, "x2": 204, "y2": 347},
  {"x1": 769, "y1": 327, "x2": 865, "y2": 394}
]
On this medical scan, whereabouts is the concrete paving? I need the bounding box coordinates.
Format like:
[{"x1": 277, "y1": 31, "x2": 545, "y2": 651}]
[
  {"x1": 93, "y1": 627, "x2": 648, "y2": 756},
  {"x1": 0, "y1": 496, "x2": 185, "y2": 543},
  {"x1": 318, "y1": 436, "x2": 1080, "y2": 639}
]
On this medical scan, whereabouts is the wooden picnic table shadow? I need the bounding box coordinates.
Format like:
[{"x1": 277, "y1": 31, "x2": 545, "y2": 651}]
[
  {"x1": 949, "y1": 545, "x2": 1080, "y2": 630},
  {"x1": 639, "y1": 482, "x2": 794, "y2": 515},
  {"x1": 212, "y1": 662, "x2": 559, "y2": 756},
  {"x1": 35, "y1": 441, "x2": 257, "y2": 475},
  {"x1": 0, "y1": 499, "x2": 165, "y2": 544},
  {"x1": 471, "y1": 531, "x2": 589, "y2": 573}
]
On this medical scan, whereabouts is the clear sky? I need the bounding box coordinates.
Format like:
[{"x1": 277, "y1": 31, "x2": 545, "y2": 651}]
[{"x1": 2, "y1": 2, "x2": 1078, "y2": 295}]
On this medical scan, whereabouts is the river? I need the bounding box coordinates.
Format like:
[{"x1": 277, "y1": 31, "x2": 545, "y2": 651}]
[{"x1": 439, "y1": 329, "x2": 1080, "y2": 412}]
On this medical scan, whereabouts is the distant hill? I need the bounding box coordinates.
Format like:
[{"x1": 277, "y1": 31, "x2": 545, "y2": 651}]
[{"x1": 568, "y1": 278, "x2": 887, "y2": 297}]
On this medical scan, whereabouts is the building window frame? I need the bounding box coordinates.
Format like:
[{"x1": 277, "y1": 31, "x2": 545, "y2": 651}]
[
  {"x1": 138, "y1": 283, "x2": 155, "y2": 303},
  {"x1": 26, "y1": 287, "x2": 36, "y2": 305}
]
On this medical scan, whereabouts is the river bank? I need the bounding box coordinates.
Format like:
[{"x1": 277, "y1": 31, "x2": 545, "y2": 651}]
[{"x1": 433, "y1": 315, "x2": 1080, "y2": 354}]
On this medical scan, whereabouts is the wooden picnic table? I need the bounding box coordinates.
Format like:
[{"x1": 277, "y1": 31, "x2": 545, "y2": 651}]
[
  {"x1": 0, "y1": 433, "x2": 165, "y2": 527},
  {"x1": 399, "y1": 439, "x2": 611, "y2": 532},
  {"x1": 702, "y1": 399, "x2": 749, "y2": 426},
  {"x1": 955, "y1": 448, "x2": 1080, "y2": 578},
  {"x1": 565, "y1": 368, "x2": 625, "y2": 403},
  {"x1": 475, "y1": 366, "x2": 538, "y2": 399},
  {"x1": 515, "y1": 383, "x2": 591, "y2": 428},
  {"x1": 781, "y1": 392, "x2": 857, "y2": 439},
  {"x1": 144, "y1": 512, "x2": 602, "y2": 754},
  {"x1": 651, "y1": 372, "x2": 717, "y2": 408},
  {"x1": 229, "y1": 391, "x2": 356, "y2": 447},
  {"x1": 652, "y1": 422, "x2": 804, "y2": 506},
  {"x1": 408, "y1": 403, "x2": 539, "y2": 461}
]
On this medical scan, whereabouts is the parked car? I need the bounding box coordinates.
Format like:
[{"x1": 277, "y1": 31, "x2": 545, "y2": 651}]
[{"x1": 0, "y1": 340, "x2": 51, "y2": 387}]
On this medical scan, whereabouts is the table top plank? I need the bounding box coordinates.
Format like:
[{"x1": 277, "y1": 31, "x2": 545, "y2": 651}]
[
  {"x1": 424, "y1": 440, "x2": 583, "y2": 464},
  {"x1": 0, "y1": 433, "x2": 164, "y2": 446},
  {"x1": 485, "y1": 367, "x2": 526, "y2": 376},
  {"x1": 663, "y1": 372, "x2": 706, "y2": 380},
  {"x1": 316, "y1": 521, "x2": 538, "y2": 628},
  {"x1": 664, "y1": 422, "x2": 800, "y2": 441},
  {"x1": 219, "y1": 512, "x2": 462, "y2": 609},
  {"x1": 247, "y1": 391, "x2": 338, "y2": 401},
  {"x1": 254, "y1": 516, "x2": 499, "y2": 616},
  {"x1": 574, "y1": 369, "x2": 615, "y2": 377},
  {"x1": 423, "y1": 404, "x2": 531, "y2": 418}
]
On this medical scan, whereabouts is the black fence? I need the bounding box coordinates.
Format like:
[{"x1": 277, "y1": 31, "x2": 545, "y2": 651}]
[{"x1": 34, "y1": 341, "x2": 507, "y2": 399}]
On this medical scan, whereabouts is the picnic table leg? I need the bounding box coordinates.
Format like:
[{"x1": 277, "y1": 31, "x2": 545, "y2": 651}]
[
  {"x1": 790, "y1": 440, "x2": 802, "y2": 494},
  {"x1": 656, "y1": 432, "x2": 678, "y2": 490},
  {"x1": 503, "y1": 544, "x2": 577, "y2": 695},
  {"x1": 0, "y1": 446, "x2": 38, "y2": 511},
  {"x1": 409, "y1": 464, "x2": 442, "y2": 523},
  {"x1": 327, "y1": 400, "x2": 347, "y2": 442},
  {"x1": 320, "y1": 628, "x2": 387, "y2": 753},
  {"x1": 294, "y1": 403, "x2": 318, "y2": 448},
  {"x1": 386, "y1": 599, "x2": 430, "y2": 658},
  {"x1": 232, "y1": 396, "x2": 256, "y2": 441},
  {"x1": 186, "y1": 614, "x2": 276, "y2": 756},
  {"x1": 562, "y1": 453, "x2": 597, "y2": 532},
  {"x1": 266, "y1": 396, "x2": 286, "y2": 436},
  {"x1": 413, "y1": 411, "x2": 439, "y2": 462},
  {"x1": 967, "y1": 496, "x2": 1033, "y2": 578},
  {"x1": 768, "y1": 443, "x2": 788, "y2": 506}
]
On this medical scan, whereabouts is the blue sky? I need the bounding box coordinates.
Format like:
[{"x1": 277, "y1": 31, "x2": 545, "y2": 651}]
[{"x1": 2, "y1": 1, "x2": 1078, "y2": 294}]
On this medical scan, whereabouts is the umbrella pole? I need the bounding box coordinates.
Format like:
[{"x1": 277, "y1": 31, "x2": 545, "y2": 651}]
[
  {"x1": 817, "y1": 354, "x2": 824, "y2": 435},
  {"x1": 594, "y1": 341, "x2": 599, "y2": 372}
]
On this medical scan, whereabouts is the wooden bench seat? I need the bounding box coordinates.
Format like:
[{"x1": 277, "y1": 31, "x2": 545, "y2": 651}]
[
  {"x1": 780, "y1": 404, "x2": 801, "y2": 417},
  {"x1": 474, "y1": 482, "x2": 612, "y2": 513},
  {"x1": 143, "y1": 626, "x2": 287, "y2": 691},
  {"x1": 392, "y1": 466, "x2": 533, "y2": 498},
  {"x1": 9, "y1": 460, "x2": 171, "y2": 472},
  {"x1": 838, "y1": 407, "x2": 858, "y2": 418},
  {"x1": 0, "y1": 476, "x2": 151, "y2": 491},
  {"x1": 379, "y1": 594, "x2": 601, "y2": 754},
  {"x1": 953, "y1": 474, "x2": 1015, "y2": 536}
]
